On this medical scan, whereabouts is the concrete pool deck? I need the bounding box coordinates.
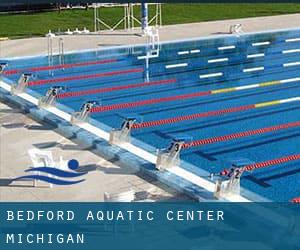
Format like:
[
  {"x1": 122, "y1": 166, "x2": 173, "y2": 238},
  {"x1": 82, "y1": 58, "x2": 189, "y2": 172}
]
[{"x1": 0, "y1": 14, "x2": 299, "y2": 202}]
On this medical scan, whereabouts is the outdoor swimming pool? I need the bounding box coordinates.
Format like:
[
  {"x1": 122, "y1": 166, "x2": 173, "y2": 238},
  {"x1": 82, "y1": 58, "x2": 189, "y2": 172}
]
[{"x1": 1, "y1": 28, "x2": 300, "y2": 202}]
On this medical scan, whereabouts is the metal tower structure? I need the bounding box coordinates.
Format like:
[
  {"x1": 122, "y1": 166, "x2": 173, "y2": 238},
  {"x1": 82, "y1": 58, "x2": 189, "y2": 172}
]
[{"x1": 93, "y1": 3, "x2": 162, "y2": 32}]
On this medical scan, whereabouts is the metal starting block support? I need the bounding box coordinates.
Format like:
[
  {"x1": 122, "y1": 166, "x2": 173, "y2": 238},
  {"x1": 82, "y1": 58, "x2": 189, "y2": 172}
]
[
  {"x1": 38, "y1": 86, "x2": 64, "y2": 108},
  {"x1": 156, "y1": 136, "x2": 189, "y2": 170},
  {"x1": 71, "y1": 101, "x2": 99, "y2": 124},
  {"x1": 229, "y1": 24, "x2": 243, "y2": 35},
  {"x1": 11, "y1": 73, "x2": 32, "y2": 95},
  {"x1": 214, "y1": 168, "x2": 243, "y2": 199},
  {"x1": 109, "y1": 116, "x2": 140, "y2": 145},
  {"x1": 0, "y1": 62, "x2": 7, "y2": 74},
  {"x1": 214, "y1": 158, "x2": 253, "y2": 199}
]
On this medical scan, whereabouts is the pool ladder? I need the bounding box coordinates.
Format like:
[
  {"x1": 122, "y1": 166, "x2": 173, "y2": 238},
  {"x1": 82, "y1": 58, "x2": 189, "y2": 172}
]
[
  {"x1": 145, "y1": 26, "x2": 160, "y2": 56},
  {"x1": 58, "y1": 38, "x2": 65, "y2": 69},
  {"x1": 47, "y1": 36, "x2": 65, "y2": 75},
  {"x1": 47, "y1": 36, "x2": 53, "y2": 75}
]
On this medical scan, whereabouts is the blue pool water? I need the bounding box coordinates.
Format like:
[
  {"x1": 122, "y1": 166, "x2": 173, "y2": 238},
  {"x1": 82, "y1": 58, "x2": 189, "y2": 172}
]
[{"x1": 2, "y1": 28, "x2": 300, "y2": 201}]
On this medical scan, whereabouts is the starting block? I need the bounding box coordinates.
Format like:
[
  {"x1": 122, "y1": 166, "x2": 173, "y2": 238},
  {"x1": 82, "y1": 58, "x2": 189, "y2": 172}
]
[
  {"x1": 214, "y1": 169, "x2": 242, "y2": 199},
  {"x1": 71, "y1": 101, "x2": 99, "y2": 124},
  {"x1": 156, "y1": 135, "x2": 192, "y2": 170},
  {"x1": 11, "y1": 73, "x2": 32, "y2": 95},
  {"x1": 109, "y1": 114, "x2": 143, "y2": 145},
  {"x1": 0, "y1": 62, "x2": 7, "y2": 74},
  {"x1": 214, "y1": 158, "x2": 254, "y2": 199},
  {"x1": 229, "y1": 24, "x2": 243, "y2": 35},
  {"x1": 38, "y1": 86, "x2": 65, "y2": 108}
]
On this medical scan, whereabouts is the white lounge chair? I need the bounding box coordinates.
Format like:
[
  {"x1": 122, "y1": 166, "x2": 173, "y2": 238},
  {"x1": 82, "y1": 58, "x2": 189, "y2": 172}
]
[
  {"x1": 45, "y1": 30, "x2": 55, "y2": 38},
  {"x1": 27, "y1": 148, "x2": 68, "y2": 188},
  {"x1": 28, "y1": 148, "x2": 55, "y2": 188},
  {"x1": 103, "y1": 190, "x2": 135, "y2": 202},
  {"x1": 64, "y1": 29, "x2": 73, "y2": 35},
  {"x1": 103, "y1": 190, "x2": 135, "y2": 233}
]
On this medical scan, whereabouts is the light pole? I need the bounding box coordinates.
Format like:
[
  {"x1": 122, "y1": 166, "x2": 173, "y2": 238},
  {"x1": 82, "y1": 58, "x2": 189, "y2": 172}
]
[{"x1": 141, "y1": 3, "x2": 148, "y2": 33}]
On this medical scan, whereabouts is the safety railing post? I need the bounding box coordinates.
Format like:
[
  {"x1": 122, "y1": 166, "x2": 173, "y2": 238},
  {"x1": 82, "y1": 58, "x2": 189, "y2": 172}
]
[
  {"x1": 58, "y1": 38, "x2": 65, "y2": 70},
  {"x1": 47, "y1": 34, "x2": 54, "y2": 76}
]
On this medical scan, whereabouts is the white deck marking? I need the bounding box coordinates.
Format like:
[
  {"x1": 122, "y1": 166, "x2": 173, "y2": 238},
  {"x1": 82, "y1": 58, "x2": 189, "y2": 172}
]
[
  {"x1": 0, "y1": 80, "x2": 12, "y2": 92},
  {"x1": 169, "y1": 167, "x2": 215, "y2": 192},
  {"x1": 282, "y1": 49, "x2": 300, "y2": 54},
  {"x1": 208, "y1": 58, "x2": 228, "y2": 63},
  {"x1": 247, "y1": 53, "x2": 265, "y2": 58},
  {"x1": 285, "y1": 38, "x2": 300, "y2": 43},
  {"x1": 200, "y1": 72, "x2": 223, "y2": 78},
  {"x1": 218, "y1": 45, "x2": 235, "y2": 50},
  {"x1": 252, "y1": 41, "x2": 270, "y2": 46},
  {"x1": 18, "y1": 93, "x2": 38, "y2": 105},
  {"x1": 122, "y1": 142, "x2": 157, "y2": 163},
  {"x1": 166, "y1": 63, "x2": 188, "y2": 69},
  {"x1": 243, "y1": 67, "x2": 264, "y2": 73},
  {"x1": 78, "y1": 122, "x2": 109, "y2": 141},
  {"x1": 283, "y1": 61, "x2": 300, "y2": 67},
  {"x1": 45, "y1": 106, "x2": 72, "y2": 121},
  {"x1": 190, "y1": 49, "x2": 200, "y2": 54}
]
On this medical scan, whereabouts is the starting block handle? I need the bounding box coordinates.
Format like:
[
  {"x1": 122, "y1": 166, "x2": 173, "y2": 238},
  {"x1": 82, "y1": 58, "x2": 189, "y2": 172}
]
[
  {"x1": 109, "y1": 117, "x2": 139, "y2": 145},
  {"x1": 11, "y1": 73, "x2": 32, "y2": 95},
  {"x1": 71, "y1": 100, "x2": 99, "y2": 124},
  {"x1": 213, "y1": 164, "x2": 246, "y2": 199},
  {"x1": 0, "y1": 62, "x2": 8, "y2": 74},
  {"x1": 121, "y1": 117, "x2": 136, "y2": 130},
  {"x1": 38, "y1": 86, "x2": 64, "y2": 108},
  {"x1": 156, "y1": 139, "x2": 185, "y2": 170}
]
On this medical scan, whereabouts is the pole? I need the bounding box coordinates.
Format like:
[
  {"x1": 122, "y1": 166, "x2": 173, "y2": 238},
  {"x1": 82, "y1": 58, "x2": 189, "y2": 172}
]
[
  {"x1": 141, "y1": 3, "x2": 148, "y2": 32},
  {"x1": 94, "y1": 5, "x2": 97, "y2": 32}
]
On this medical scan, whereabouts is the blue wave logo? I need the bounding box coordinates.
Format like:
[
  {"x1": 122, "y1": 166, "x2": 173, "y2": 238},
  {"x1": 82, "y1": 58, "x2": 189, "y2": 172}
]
[{"x1": 13, "y1": 159, "x2": 86, "y2": 185}]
